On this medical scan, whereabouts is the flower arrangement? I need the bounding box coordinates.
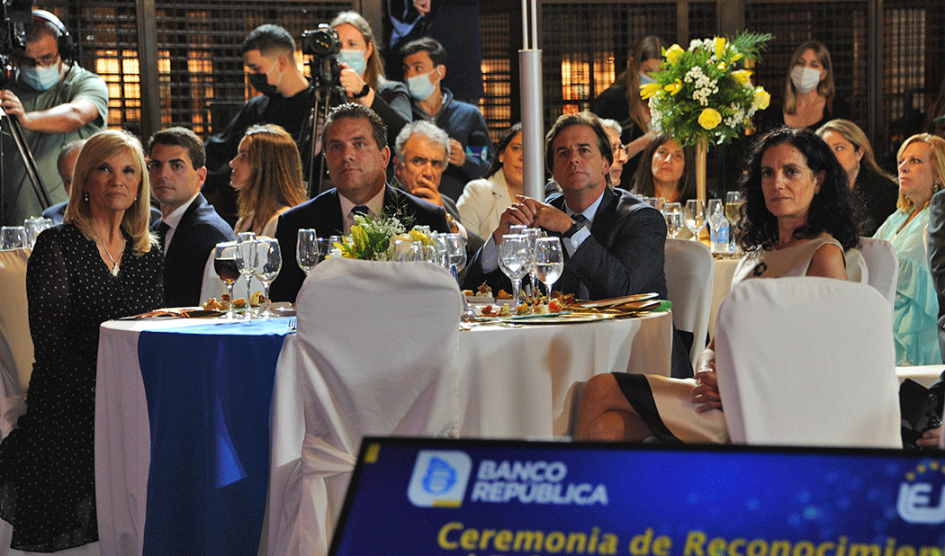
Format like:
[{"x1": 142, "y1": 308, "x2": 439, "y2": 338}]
[
  {"x1": 338, "y1": 212, "x2": 433, "y2": 261},
  {"x1": 641, "y1": 32, "x2": 772, "y2": 148}
]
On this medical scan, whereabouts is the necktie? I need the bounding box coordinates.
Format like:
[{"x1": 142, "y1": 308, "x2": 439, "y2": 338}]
[
  {"x1": 156, "y1": 221, "x2": 170, "y2": 250},
  {"x1": 560, "y1": 214, "x2": 588, "y2": 297},
  {"x1": 352, "y1": 205, "x2": 370, "y2": 218}
]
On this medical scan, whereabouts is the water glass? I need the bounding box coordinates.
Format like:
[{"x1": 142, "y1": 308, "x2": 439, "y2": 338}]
[
  {"x1": 237, "y1": 232, "x2": 256, "y2": 317},
  {"x1": 498, "y1": 234, "x2": 529, "y2": 310},
  {"x1": 533, "y1": 237, "x2": 564, "y2": 298},
  {"x1": 252, "y1": 237, "x2": 282, "y2": 319},
  {"x1": 684, "y1": 199, "x2": 706, "y2": 241},
  {"x1": 24, "y1": 217, "x2": 50, "y2": 248},
  {"x1": 443, "y1": 233, "x2": 466, "y2": 282},
  {"x1": 392, "y1": 240, "x2": 421, "y2": 262},
  {"x1": 329, "y1": 235, "x2": 344, "y2": 256},
  {"x1": 213, "y1": 241, "x2": 240, "y2": 320},
  {"x1": 296, "y1": 229, "x2": 322, "y2": 276},
  {"x1": 1, "y1": 226, "x2": 27, "y2": 250},
  {"x1": 662, "y1": 202, "x2": 683, "y2": 239},
  {"x1": 522, "y1": 227, "x2": 543, "y2": 297}
]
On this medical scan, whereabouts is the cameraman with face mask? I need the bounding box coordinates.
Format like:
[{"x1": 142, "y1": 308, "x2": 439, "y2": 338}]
[{"x1": 0, "y1": 10, "x2": 108, "y2": 226}]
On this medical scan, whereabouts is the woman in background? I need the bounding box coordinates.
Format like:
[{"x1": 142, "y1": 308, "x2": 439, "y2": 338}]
[
  {"x1": 760, "y1": 41, "x2": 849, "y2": 132},
  {"x1": 0, "y1": 130, "x2": 163, "y2": 551},
  {"x1": 630, "y1": 134, "x2": 697, "y2": 204},
  {"x1": 229, "y1": 124, "x2": 308, "y2": 237},
  {"x1": 816, "y1": 119, "x2": 898, "y2": 236},
  {"x1": 457, "y1": 123, "x2": 523, "y2": 238},
  {"x1": 873, "y1": 133, "x2": 945, "y2": 365},
  {"x1": 591, "y1": 35, "x2": 666, "y2": 185}
]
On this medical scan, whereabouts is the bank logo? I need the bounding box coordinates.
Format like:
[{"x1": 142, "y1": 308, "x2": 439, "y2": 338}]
[
  {"x1": 896, "y1": 460, "x2": 945, "y2": 524},
  {"x1": 408, "y1": 450, "x2": 472, "y2": 508}
]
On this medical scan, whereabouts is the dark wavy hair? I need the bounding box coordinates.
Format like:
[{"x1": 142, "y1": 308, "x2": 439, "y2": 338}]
[
  {"x1": 484, "y1": 123, "x2": 522, "y2": 179},
  {"x1": 630, "y1": 134, "x2": 697, "y2": 202},
  {"x1": 737, "y1": 127, "x2": 860, "y2": 252}
]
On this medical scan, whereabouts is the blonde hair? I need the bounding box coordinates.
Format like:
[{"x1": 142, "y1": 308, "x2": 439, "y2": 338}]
[
  {"x1": 895, "y1": 133, "x2": 945, "y2": 212},
  {"x1": 815, "y1": 119, "x2": 894, "y2": 182},
  {"x1": 331, "y1": 11, "x2": 386, "y2": 90},
  {"x1": 64, "y1": 129, "x2": 155, "y2": 254},
  {"x1": 236, "y1": 124, "x2": 308, "y2": 229},
  {"x1": 784, "y1": 41, "x2": 836, "y2": 115},
  {"x1": 619, "y1": 35, "x2": 666, "y2": 133}
]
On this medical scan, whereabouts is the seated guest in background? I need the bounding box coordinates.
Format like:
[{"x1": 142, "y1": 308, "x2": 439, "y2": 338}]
[
  {"x1": 331, "y1": 11, "x2": 412, "y2": 149},
  {"x1": 601, "y1": 118, "x2": 630, "y2": 188},
  {"x1": 760, "y1": 41, "x2": 850, "y2": 132},
  {"x1": 457, "y1": 123, "x2": 523, "y2": 238},
  {"x1": 590, "y1": 35, "x2": 666, "y2": 184},
  {"x1": 228, "y1": 124, "x2": 308, "y2": 237},
  {"x1": 148, "y1": 127, "x2": 234, "y2": 308},
  {"x1": 393, "y1": 120, "x2": 484, "y2": 254},
  {"x1": 875, "y1": 133, "x2": 944, "y2": 366},
  {"x1": 0, "y1": 130, "x2": 163, "y2": 551},
  {"x1": 42, "y1": 139, "x2": 85, "y2": 225},
  {"x1": 630, "y1": 133, "x2": 698, "y2": 204},
  {"x1": 576, "y1": 127, "x2": 859, "y2": 443},
  {"x1": 400, "y1": 37, "x2": 493, "y2": 201},
  {"x1": 463, "y1": 111, "x2": 692, "y2": 378},
  {"x1": 816, "y1": 119, "x2": 898, "y2": 236},
  {"x1": 270, "y1": 103, "x2": 450, "y2": 302}
]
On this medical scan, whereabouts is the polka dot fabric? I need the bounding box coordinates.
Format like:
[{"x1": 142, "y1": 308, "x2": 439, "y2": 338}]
[{"x1": 0, "y1": 224, "x2": 163, "y2": 551}]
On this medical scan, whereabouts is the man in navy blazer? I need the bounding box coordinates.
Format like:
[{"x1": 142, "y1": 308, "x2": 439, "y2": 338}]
[
  {"x1": 270, "y1": 104, "x2": 450, "y2": 302},
  {"x1": 148, "y1": 127, "x2": 235, "y2": 308},
  {"x1": 464, "y1": 111, "x2": 691, "y2": 378}
]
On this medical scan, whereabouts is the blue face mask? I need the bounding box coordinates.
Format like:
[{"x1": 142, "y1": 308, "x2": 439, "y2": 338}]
[
  {"x1": 407, "y1": 68, "x2": 440, "y2": 101},
  {"x1": 639, "y1": 72, "x2": 657, "y2": 86},
  {"x1": 20, "y1": 63, "x2": 60, "y2": 91},
  {"x1": 338, "y1": 49, "x2": 367, "y2": 77}
]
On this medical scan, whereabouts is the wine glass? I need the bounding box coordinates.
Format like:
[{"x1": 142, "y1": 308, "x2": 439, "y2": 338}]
[
  {"x1": 392, "y1": 240, "x2": 421, "y2": 262},
  {"x1": 522, "y1": 228, "x2": 543, "y2": 299},
  {"x1": 533, "y1": 237, "x2": 564, "y2": 300},
  {"x1": 213, "y1": 241, "x2": 240, "y2": 320},
  {"x1": 24, "y1": 217, "x2": 50, "y2": 248},
  {"x1": 1, "y1": 226, "x2": 27, "y2": 250},
  {"x1": 684, "y1": 199, "x2": 706, "y2": 241},
  {"x1": 725, "y1": 191, "x2": 743, "y2": 227},
  {"x1": 443, "y1": 233, "x2": 466, "y2": 282},
  {"x1": 329, "y1": 235, "x2": 344, "y2": 256},
  {"x1": 296, "y1": 229, "x2": 322, "y2": 277},
  {"x1": 498, "y1": 234, "x2": 529, "y2": 310},
  {"x1": 236, "y1": 232, "x2": 256, "y2": 318},
  {"x1": 252, "y1": 237, "x2": 282, "y2": 319},
  {"x1": 662, "y1": 202, "x2": 683, "y2": 239}
]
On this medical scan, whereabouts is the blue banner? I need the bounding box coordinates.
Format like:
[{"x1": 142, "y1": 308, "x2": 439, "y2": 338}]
[{"x1": 331, "y1": 439, "x2": 945, "y2": 555}]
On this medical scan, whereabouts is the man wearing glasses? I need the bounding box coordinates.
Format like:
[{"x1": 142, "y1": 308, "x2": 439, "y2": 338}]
[{"x1": 0, "y1": 10, "x2": 108, "y2": 226}]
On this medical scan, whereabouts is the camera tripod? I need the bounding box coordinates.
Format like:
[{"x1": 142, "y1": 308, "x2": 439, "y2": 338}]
[{"x1": 0, "y1": 110, "x2": 48, "y2": 224}]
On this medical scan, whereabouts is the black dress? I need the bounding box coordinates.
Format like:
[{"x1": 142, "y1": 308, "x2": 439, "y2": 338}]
[
  {"x1": 591, "y1": 82, "x2": 648, "y2": 188},
  {"x1": 758, "y1": 96, "x2": 851, "y2": 133},
  {"x1": 854, "y1": 168, "x2": 899, "y2": 237},
  {"x1": 0, "y1": 224, "x2": 163, "y2": 551}
]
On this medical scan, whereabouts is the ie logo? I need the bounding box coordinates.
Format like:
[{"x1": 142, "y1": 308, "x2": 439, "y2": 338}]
[
  {"x1": 408, "y1": 451, "x2": 472, "y2": 508},
  {"x1": 897, "y1": 460, "x2": 945, "y2": 524}
]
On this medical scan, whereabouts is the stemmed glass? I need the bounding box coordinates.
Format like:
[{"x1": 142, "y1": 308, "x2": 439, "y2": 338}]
[
  {"x1": 521, "y1": 228, "x2": 543, "y2": 298},
  {"x1": 213, "y1": 241, "x2": 240, "y2": 320},
  {"x1": 296, "y1": 229, "x2": 323, "y2": 277},
  {"x1": 24, "y1": 217, "x2": 51, "y2": 248},
  {"x1": 443, "y1": 233, "x2": 466, "y2": 283},
  {"x1": 662, "y1": 202, "x2": 683, "y2": 239},
  {"x1": 392, "y1": 240, "x2": 421, "y2": 262},
  {"x1": 533, "y1": 237, "x2": 564, "y2": 300},
  {"x1": 252, "y1": 237, "x2": 282, "y2": 319},
  {"x1": 1, "y1": 226, "x2": 27, "y2": 250},
  {"x1": 237, "y1": 232, "x2": 256, "y2": 318},
  {"x1": 725, "y1": 191, "x2": 743, "y2": 254},
  {"x1": 498, "y1": 234, "x2": 529, "y2": 310},
  {"x1": 684, "y1": 199, "x2": 706, "y2": 241}
]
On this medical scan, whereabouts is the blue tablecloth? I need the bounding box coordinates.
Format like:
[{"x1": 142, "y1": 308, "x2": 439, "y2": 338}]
[{"x1": 136, "y1": 319, "x2": 292, "y2": 556}]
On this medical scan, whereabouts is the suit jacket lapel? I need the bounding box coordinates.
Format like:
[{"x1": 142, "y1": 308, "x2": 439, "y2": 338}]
[{"x1": 324, "y1": 190, "x2": 345, "y2": 236}]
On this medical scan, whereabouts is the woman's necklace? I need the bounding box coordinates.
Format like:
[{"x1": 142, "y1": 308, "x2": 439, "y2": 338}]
[{"x1": 102, "y1": 240, "x2": 123, "y2": 276}]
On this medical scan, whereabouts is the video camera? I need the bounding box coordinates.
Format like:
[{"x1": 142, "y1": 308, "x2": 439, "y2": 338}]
[
  {"x1": 301, "y1": 23, "x2": 343, "y2": 94},
  {"x1": 0, "y1": 0, "x2": 32, "y2": 88}
]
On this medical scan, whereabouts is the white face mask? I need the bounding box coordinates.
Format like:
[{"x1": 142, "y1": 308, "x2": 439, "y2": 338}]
[
  {"x1": 407, "y1": 67, "x2": 440, "y2": 101},
  {"x1": 338, "y1": 49, "x2": 367, "y2": 77},
  {"x1": 20, "y1": 63, "x2": 60, "y2": 91},
  {"x1": 791, "y1": 66, "x2": 822, "y2": 94}
]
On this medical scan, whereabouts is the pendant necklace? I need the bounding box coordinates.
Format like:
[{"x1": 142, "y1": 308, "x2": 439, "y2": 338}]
[{"x1": 102, "y1": 241, "x2": 122, "y2": 276}]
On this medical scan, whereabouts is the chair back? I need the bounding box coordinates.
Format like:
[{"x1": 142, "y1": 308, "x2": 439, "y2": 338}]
[
  {"x1": 293, "y1": 257, "x2": 462, "y2": 556},
  {"x1": 715, "y1": 277, "x2": 901, "y2": 448},
  {"x1": 664, "y1": 239, "x2": 714, "y2": 367},
  {"x1": 856, "y1": 238, "x2": 898, "y2": 307},
  {"x1": 0, "y1": 248, "x2": 33, "y2": 437}
]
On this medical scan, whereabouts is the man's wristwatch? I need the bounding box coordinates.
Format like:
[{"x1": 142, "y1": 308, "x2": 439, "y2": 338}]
[
  {"x1": 562, "y1": 220, "x2": 583, "y2": 239},
  {"x1": 352, "y1": 83, "x2": 371, "y2": 98}
]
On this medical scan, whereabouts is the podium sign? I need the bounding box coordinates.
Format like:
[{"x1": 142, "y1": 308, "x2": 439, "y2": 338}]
[{"x1": 329, "y1": 438, "x2": 945, "y2": 555}]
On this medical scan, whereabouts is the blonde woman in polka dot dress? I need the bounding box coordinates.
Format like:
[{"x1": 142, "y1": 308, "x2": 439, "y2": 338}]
[{"x1": 0, "y1": 130, "x2": 163, "y2": 551}]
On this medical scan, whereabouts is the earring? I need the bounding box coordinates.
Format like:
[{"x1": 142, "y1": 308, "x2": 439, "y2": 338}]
[{"x1": 83, "y1": 191, "x2": 89, "y2": 202}]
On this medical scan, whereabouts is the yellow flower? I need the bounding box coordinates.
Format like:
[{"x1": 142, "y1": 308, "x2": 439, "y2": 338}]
[
  {"x1": 665, "y1": 44, "x2": 684, "y2": 65},
  {"x1": 717, "y1": 62, "x2": 727, "y2": 72},
  {"x1": 714, "y1": 37, "x2": 726, "y2": 58},
  {"x1": 640, "y1": 82, "x2": 662, "y2": 100},
  {"x1": 698, "y1": 108, "x2": 722, "y2": 130},
  {"x1": 352, "y1": 225, "x2": 369, "y2": 250},
  {"x1": 753, "y1": 88, "x2": 771, "y2": 110},
  {"x1": 732, "y1": 70, "x2": 753, "y2": 85},
  {"x1": 408, "y1": 229, "x2": 431, "y2": 245},
  {"x1": 664, "y1": 79, "x2": 682, "y2": 95}
]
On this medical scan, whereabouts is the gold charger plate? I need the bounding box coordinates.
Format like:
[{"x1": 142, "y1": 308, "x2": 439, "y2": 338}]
[
  {"x1": 579, "y1": 292, "x2": 658, "y2": 309},
  {"x1": 493, "y1": 312, "x2": 614, "y2": 325}
]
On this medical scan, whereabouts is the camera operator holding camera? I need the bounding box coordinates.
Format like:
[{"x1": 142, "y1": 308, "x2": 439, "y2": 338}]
[{"x1": 0, "y1": 9, "x2": 108, "y2": 226}]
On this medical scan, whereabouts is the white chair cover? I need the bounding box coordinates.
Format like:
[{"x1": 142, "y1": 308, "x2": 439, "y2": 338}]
[
  {"x1": 856, "y1": 237, "x2": 898, "y2": 308},
  {"x1": 0, "y1": 249, "x2": 32, "y2": 437},
  {"x1": 278, "y1": 257, "x2": 462, "y2": 556},
  {"x1": 715, "y1": 277, "x2": 901, "y2": 448},
  {"x1": 664, "y1": 239, "x2": 714, "y2": 368},
  {"x1": 198, "y1": 250, "x2": 265, "y2": 306}
]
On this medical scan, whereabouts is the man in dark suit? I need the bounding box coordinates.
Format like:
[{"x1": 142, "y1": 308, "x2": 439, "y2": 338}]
[
  {"x1": 148, "y1": 127, "x2": 235, "y2": 307},
  {"x1": 270, "y1": 103, "x2": 450, "y2": 302},
  {"x1": 464, "y1": 111, "x2": 691, "y2": 378}
]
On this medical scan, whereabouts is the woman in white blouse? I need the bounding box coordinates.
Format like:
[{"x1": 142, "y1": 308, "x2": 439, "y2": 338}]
[{"x1": 457, "y1": 124, "x2": 522, "y2": 238}]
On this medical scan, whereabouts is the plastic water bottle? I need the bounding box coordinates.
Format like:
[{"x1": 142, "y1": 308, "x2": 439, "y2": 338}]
[{"x1": 711, "y1": 217, "x2": 730, "y2": 255}]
